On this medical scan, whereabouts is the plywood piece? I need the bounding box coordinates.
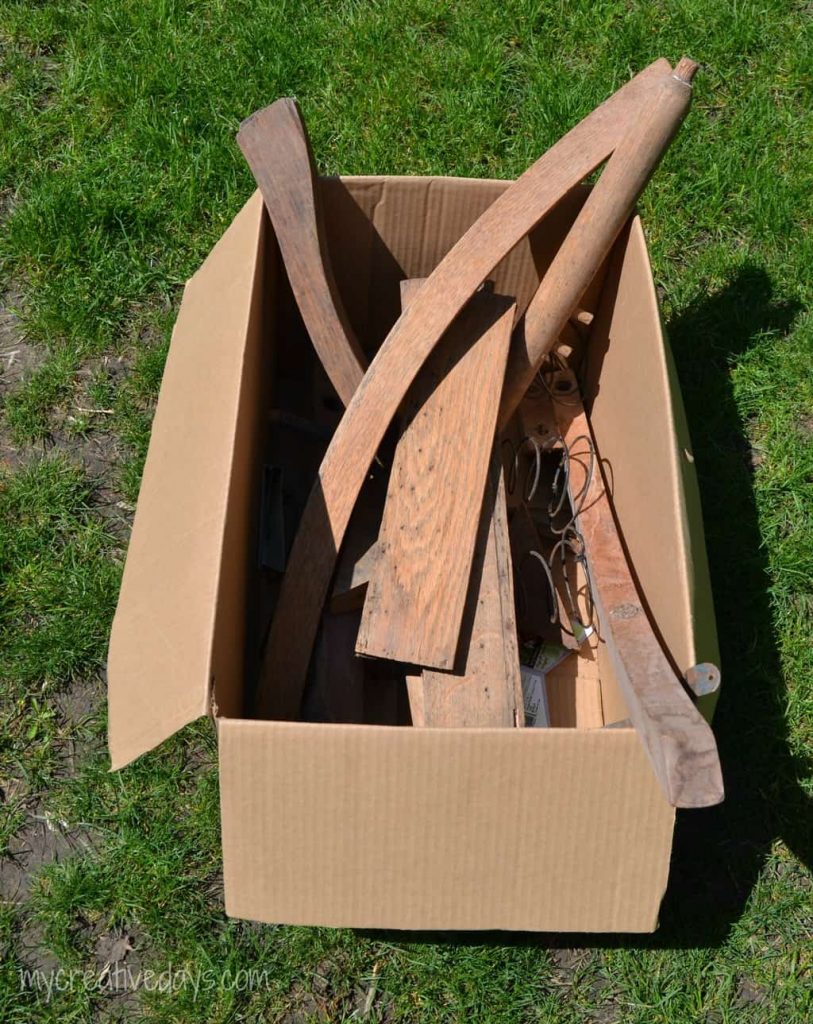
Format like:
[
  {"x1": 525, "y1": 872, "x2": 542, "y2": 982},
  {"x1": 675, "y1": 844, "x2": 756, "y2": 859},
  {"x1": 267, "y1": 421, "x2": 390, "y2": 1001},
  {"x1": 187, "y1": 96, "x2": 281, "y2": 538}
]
[
  {"x1": 357, "y1": 282, "x2": 515, "y2": 668},
  {"x1": 254, "y1": 60, "x2": 676, "y2": 720},
  {"x1": 551, "y1": 372, "x2": 723, "y2": 808},
  {"x1": 237, "y1": 98, "x2": 368, "y2": 406},
  {"x1": 408, "y1": 447, "x2": 524, "y2": 728}
]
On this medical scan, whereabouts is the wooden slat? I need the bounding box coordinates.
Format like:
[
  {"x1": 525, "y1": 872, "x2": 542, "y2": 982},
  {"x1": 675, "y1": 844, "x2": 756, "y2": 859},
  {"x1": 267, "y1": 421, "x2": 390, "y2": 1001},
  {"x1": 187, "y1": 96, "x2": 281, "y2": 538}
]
[
  {"x1": 550, "y1": 370, "x2": 723, "y2": 808},
  {"x1": 408, "y1": 446, "x2": 524, "y2": 727},
  {"x1": 253, "y1": 60, "x2": 676, "y2": 719},
  {"x1": 356, "y1": 282, "x2": 515, "y2": 668},
  {"x1": 237, "y1": 98, "x2": 368, "y2": 406}
]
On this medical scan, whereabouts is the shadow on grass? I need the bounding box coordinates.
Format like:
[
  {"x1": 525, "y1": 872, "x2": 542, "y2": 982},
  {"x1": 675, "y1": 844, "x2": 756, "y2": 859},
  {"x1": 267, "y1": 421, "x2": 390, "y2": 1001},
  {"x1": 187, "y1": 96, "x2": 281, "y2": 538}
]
[
  {"x1": 641, "y1": 263, "x2": 810, "y2": 948},
  {"x1": 361, "y1": 264, "x2": 811, "y2": 951}
]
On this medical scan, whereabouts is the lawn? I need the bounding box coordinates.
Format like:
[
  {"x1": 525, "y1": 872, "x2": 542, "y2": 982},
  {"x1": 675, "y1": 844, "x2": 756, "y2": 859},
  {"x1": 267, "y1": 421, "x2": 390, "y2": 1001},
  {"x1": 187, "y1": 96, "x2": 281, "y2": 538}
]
[{"x1": 0, "y1": 1, "x2": 811, "y2": 1021}]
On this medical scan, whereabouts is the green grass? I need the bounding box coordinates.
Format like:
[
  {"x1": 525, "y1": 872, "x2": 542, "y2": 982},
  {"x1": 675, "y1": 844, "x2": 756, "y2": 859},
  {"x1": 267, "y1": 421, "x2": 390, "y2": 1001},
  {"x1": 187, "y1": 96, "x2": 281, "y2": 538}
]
[{"x1": 0, "y1": 1, "x2": 811, "y2": 1021}]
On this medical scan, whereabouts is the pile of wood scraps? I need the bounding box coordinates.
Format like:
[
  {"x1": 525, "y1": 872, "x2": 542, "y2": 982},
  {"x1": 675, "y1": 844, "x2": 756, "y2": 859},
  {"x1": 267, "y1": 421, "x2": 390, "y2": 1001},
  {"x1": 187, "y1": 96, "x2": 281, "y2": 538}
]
[{"x1": 237, "y1": 57, "x2": 725, "y2": 810}]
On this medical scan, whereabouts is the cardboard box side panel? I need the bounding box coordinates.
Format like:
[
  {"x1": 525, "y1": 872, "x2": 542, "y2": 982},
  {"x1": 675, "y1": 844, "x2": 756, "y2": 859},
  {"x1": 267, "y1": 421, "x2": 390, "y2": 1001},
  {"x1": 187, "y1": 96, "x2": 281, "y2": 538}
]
[
  {"x1": 219, "y1": 720, "x2": 674, "y2": 932},
  {"x1": 661, "y1": 333, "x2": 721, "y2": 721},
  {"x1": 209, "y1": 209, "x2": 275, "y2": 719},
  {"x1": 585, "y1": 219, "x2": 696, "y2": 677},
  {"x1": 327, "y1": 178, "x2": 603, "y2": 356},
  {"x1": 107, "y1": 191, "x2": 265, "y2": 769}
]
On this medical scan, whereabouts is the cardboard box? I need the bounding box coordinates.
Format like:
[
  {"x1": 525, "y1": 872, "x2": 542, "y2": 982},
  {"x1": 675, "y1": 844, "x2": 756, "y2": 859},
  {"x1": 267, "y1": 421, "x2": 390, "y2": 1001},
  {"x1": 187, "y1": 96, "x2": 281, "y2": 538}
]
[{"x1": 108, "y1": 176, "x2": 720, "y2": 933}]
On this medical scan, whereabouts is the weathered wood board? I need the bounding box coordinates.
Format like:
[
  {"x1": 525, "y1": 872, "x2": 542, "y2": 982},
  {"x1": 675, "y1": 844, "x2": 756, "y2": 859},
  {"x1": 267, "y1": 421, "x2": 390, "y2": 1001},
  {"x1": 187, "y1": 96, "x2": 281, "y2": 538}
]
[
  {"x1": 551, "y1": 370, "x2": 723, "y2": 808},
  {"x1": 407, "y1": 445, "x2": 524, "y2": 727},
  {"x1": 356, "y1": 281, "x2": 515, "y2": 669}
]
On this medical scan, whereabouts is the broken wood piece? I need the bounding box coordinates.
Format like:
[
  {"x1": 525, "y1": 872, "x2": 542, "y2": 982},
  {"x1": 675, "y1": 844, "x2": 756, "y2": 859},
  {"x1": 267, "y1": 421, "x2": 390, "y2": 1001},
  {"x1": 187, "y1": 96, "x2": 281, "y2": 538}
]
[
  {"x1": 356, "y1": 280, "x2": 515, "y2": 669},
  {"x1": 407, "y1": 446, "x2": 524, "y2": 728},
  {"x1": 237, "y1": 98, "x2": 368, "y2": 406},
  {"x1": 330, "y1": 539, "x2": 377, "y2": 613},
  {"x1": 253, "y1": 59, "x2": 677, "y2": 720},
  {"x1": 551, "y1": 371, "x2": 724, "y2": 809}
]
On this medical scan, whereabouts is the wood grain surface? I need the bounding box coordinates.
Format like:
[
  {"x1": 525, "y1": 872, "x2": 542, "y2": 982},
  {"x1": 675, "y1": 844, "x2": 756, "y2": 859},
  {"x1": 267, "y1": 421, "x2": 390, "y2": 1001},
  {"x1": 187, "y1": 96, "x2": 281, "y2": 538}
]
[
  {"x1": 356, "y1": 280, "x2": 514, "y2": 668},
  {"x1": 407, "y1": 445, "x2": 524, "y2": 727},
  {"x1": 253, "y1": 59, "x2": 676, "y2": 720},
  {"x1": 237, "y1": 97, "x2": 368, "y2": 406},
  {"x1": 552, "y1": 371, "x2": 723, "y2": 808}
]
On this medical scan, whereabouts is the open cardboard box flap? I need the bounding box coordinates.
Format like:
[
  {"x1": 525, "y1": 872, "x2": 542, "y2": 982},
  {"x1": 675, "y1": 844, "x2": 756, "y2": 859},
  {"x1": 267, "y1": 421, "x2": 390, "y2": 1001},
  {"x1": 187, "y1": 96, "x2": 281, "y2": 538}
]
[
  {"x1": 107, "y1": 176, "x2": 719, "y2": 932},
  {"x1": 107, "y1": 191, "x2": 266, "y2": 770}
]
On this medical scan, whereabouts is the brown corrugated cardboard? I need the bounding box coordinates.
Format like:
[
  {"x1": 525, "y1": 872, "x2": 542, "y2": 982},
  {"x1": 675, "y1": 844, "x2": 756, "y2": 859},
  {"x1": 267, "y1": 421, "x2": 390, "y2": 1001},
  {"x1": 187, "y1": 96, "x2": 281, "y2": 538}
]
[
  {"x1": 108, "y1": 175, "x2": 719, "y2": 932},
  {"x1": 219, "y1": 721, "x2": 674, "y2": 933},
  {"x1": 107, "y1": 191, "x2": 267, "y2": 770}
]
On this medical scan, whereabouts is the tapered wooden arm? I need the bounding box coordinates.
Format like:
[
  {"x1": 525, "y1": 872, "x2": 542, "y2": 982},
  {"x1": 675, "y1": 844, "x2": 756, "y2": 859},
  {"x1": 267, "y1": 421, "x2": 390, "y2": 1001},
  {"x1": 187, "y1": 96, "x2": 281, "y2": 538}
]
[{"x1": 498, "y1": 60, "x2": 698, "y2": 424}]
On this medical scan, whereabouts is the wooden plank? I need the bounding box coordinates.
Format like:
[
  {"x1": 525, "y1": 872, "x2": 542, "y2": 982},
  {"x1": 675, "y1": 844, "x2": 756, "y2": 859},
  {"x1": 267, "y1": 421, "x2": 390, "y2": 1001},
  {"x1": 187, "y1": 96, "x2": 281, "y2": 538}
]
[
  {"x1": 408, "y1": 446, "x2": 524, "y2": 727},
  {"x1": 252, "y1": 60, "x2": 677, "y2": 719},
  {"x1": 356, "y1": 282, "x2": 515, "y2": 668},
  {"x1": 550, "y1": 370, "x2": 723, "y2": 808},
  {"x1": 237, "y1": 97, "x2": 368, "y2": 407}
]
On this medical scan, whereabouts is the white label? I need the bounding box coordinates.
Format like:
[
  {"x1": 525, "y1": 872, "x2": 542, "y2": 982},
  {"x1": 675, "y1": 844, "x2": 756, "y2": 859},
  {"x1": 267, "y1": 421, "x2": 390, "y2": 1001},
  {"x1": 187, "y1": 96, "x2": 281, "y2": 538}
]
[{"x1": 521, "y1": 666, "x2": 550, "y2": 728}]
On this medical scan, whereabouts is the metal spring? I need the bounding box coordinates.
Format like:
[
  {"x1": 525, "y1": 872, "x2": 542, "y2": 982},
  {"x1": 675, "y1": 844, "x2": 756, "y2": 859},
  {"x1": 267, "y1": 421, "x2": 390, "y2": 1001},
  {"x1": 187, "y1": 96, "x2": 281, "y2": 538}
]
[{"x1": 506, "y1": 392, "x2": 599, "y2": 641}]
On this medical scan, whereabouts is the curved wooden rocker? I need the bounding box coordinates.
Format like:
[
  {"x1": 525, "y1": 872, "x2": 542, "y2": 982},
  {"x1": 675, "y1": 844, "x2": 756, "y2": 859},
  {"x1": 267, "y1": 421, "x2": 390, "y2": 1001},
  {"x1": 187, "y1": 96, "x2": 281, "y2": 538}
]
[
  {"x1": 251, "y1": 58, "x2": 696, "y2": 732},
  {"x1": 543, "y1": 371, "x2": 724, "y2": 808},
  {"x1": 237, "y1": 97, "x2": 368, "y2": 407}
]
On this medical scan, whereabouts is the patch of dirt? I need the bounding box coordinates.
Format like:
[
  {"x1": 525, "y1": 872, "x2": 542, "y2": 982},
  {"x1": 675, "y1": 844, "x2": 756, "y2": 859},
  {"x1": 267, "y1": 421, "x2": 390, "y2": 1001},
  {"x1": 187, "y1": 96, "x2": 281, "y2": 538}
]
[
  {"x1": 797, "y1": 413, "x2": 813, "y2": 439},
  {"x1": 47, "y1": 428, "x2": 133, "y2": 539},
  {"x1": 54, "y1": 674, "x2": 104, "y2": 728},
  {"x1": 16, "y1": 914, "x2": 62, "y2": 976},
  {"x1": 279, "y1": 958, "x2": 390, "y2": 1023},
  {"x1": 90, "y1": 923, "x2": 146, "y2": 1020},
  {"x1": 54, "y1": 674, "x2": 107, "y2": 774},
  {"x1": 734, "y1": 977, "x2": 767, "y2": 1009},
  {"x1": 550, "y1": 947, "x2": 590, "y2": 971},
  {"x1": 0, "y1": 805, "x2": 96, "y2": 906},
  {"x1": 0, "y1": 288, "x2": 41, "y2": 398}
]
